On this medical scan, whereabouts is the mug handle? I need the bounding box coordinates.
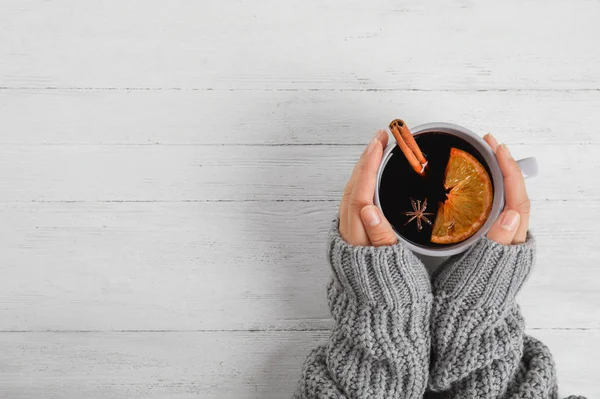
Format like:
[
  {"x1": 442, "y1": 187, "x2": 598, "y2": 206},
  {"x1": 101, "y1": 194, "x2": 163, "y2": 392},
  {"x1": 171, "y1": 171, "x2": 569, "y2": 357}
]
[{"x1": 517, "y1": 157, "x2": 539, "y2": 179}]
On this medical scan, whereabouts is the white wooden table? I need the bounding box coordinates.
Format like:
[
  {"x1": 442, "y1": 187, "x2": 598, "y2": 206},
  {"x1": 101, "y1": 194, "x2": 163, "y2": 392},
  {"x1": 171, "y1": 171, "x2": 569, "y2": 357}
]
[{"x1": 1, "y1": 1, "x2": 599, "y2": 398}]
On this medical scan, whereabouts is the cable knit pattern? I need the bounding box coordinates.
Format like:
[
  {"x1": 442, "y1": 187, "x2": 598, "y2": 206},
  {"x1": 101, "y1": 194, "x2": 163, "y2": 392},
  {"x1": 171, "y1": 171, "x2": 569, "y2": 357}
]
[
  {"x1": 429, "y1": 234, "x2": 585, "y2": 399},
  {"x1": 294, "y1": 218, "x2": 432, "y2": 398},
  {"x1": 294, "y1": 219, "x2": 586, "y2": 398}
]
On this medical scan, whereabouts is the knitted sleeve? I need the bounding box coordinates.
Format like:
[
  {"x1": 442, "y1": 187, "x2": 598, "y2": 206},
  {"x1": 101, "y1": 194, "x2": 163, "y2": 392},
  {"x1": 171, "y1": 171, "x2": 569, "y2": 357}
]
[
  {"x1": 428, "y1": 234, "x2": 586, "y2": 399},
  {"x1": 293, "y1": 218, "x2": 432, "y2": 399}
]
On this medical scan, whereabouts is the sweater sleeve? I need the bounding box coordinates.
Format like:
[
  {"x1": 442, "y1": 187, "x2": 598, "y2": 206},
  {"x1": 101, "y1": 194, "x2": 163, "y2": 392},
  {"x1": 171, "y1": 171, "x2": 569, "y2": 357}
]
[
  {"x1": 428, "y1": 234, "x2": 586, "y2": 399},
  {"x1": 293, "y1": 218, "x2": 432, "y2": 399}
]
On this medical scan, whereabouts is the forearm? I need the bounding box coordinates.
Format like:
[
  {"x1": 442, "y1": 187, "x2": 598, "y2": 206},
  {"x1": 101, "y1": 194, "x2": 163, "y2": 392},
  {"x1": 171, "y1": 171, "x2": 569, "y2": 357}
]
[
  {"x1": 428, "y1": 234, "x2": 586, "y2": 398},
  {"x1": 429, "y1": 235, "x2": 535, "y2": 390},
  {"x1": 294, "y1": 219, "x2": 432, "y2": 399}
]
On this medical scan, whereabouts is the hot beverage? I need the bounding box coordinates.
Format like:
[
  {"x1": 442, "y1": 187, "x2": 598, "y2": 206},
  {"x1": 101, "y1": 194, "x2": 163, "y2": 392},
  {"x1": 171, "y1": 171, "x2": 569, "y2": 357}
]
[{"x1": 379, "y1": 121, "x2": 493, "y2": 247}]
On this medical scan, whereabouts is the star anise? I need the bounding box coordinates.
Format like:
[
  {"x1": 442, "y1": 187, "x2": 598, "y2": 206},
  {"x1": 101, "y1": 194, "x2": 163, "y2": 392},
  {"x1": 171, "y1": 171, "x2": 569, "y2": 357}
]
[{"x1": 403, "y1": 198, "x2": 434, "y2": 231}]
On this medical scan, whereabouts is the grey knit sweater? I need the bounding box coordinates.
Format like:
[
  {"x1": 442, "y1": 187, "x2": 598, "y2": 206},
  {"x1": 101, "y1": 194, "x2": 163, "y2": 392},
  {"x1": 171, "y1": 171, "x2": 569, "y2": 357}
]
[{"x1": 293, "y1": 218, "x2": 585, "y2": 399}]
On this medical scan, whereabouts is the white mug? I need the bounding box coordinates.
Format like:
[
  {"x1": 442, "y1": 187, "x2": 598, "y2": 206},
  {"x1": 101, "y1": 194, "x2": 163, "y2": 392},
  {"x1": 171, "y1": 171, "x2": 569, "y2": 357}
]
[{"x1": 374, "y1": 122, "x2": 538, "y2": 257}]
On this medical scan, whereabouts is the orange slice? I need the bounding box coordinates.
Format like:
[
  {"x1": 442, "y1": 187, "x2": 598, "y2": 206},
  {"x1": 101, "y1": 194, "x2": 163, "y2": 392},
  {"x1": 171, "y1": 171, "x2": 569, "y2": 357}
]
[{"x1": 431, "y1": 148, "x2": 493, "y2": 244}]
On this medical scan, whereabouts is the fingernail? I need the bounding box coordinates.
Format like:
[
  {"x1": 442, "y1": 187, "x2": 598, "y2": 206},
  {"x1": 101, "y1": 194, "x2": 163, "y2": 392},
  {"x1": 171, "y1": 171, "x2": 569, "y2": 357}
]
[
  {"x1": 362, "y1": 205, "x2": 381, "y2": 227},
  {"x1": 366, "y1": 138, "x2": 378, "y2": 154},
  {"x1": 501, "y1": 210, "x2": 520, "y2": 232},
  {"x1": 375, "y1": 130, "x2": 387, "y2": 142},
  {"x1": 500, "y1": 143, "x2": 513, "y2": 159},
  {"x1": 486, "y1": 133, "x2": 496, "y2": 142}
]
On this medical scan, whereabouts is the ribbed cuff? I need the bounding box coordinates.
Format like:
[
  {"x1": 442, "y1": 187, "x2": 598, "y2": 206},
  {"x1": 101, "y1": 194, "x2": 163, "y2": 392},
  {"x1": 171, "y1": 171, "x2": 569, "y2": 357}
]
[
  {"x1": 327, "y1": 217, "x2": 431, "y2": 308},
  {"x1": 433, "y1": 233, "x2": 536, "y2": 309}
]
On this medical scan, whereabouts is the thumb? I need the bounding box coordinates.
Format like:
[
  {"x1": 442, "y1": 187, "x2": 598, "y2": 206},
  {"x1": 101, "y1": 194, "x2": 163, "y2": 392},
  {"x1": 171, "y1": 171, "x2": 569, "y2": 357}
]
[
  {"x1": 360, "y1": 205, "x2": 398, "y2": 247},
  {"x1": 486, "y1": 209, "x2": 521, "y2": 245}
]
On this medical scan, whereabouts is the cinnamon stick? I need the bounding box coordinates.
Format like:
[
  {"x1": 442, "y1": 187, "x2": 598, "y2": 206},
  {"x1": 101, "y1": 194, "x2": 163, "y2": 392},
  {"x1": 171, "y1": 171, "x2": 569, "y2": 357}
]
[{"x1": 389, "y1": 119, "x2": 427, "y2": 176}]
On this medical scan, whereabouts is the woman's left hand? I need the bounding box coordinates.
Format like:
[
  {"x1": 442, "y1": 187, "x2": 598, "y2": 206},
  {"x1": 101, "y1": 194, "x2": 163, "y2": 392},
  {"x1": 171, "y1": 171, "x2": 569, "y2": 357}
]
[
  {"x1": 339, "y1": 131, "x2": 398, "y2": 247},
  {"x1": 483, "y1": 134, "x2": 531, "y2": 245}
]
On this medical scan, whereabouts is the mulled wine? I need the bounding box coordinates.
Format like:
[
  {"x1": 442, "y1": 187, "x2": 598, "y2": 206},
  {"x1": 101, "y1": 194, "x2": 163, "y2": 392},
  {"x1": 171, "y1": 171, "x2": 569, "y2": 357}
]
[{"x1": 379, "y1": 132, "x2": 494, "y2": 247}]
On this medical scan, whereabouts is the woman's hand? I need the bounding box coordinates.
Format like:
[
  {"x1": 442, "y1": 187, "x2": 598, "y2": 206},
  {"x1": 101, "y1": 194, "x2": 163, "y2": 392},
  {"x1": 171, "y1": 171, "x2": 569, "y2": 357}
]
[
  {"x1": 483, "y1": 134, "x2": 531, "y2": 245},
  {"x1": 339, "y1": 131, "x2": 530, "y2": 247},
  {"x1": 339, "y1": 131, "x2": 398, "y2": 247}
]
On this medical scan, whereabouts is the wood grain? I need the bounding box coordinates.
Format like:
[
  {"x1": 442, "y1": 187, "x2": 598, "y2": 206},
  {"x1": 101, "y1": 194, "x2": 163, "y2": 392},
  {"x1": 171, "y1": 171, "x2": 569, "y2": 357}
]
[
  {"x1": 0, "y1": 144, "x2": 597, "y2": 202},
  {"x1": 1, "y1": 201, "x2": 597, "y2": 331},
  {"x1": 0, "y1": 330, "x2": 596, "y2": 399},
  {"x1": 1, "y1": 90, "x2": 599, "y2": 145},
  {"x1": 1, "y1": 0, "x2": 598, "y2": 396},
  {"x1": 1, "y1": 1, "x2": 599, "y2": 90}
]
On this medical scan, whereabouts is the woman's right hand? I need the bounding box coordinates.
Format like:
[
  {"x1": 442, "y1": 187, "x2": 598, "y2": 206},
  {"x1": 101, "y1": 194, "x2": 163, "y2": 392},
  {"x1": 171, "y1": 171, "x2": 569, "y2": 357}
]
[
  {"x1": 339, "y1": 130, "x2": 398, "y2": 247},
  {"x1": 483, "y1": 134, "x2": 531, "y2": 245}
]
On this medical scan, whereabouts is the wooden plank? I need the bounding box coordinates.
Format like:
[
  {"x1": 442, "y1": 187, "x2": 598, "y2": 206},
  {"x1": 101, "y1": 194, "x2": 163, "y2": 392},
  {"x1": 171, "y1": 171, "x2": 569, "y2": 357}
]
[
  {"x1": 0, "y1": 144, "x2": 596, "y2": 202},
  {"x1": 0, "y1": 331, "x2": 321, "y2": 399},
  {"x1": 1, "y1": 201, "x2": 597, "y2": 331},
  {"x1": 1, "y1": 1, "x2": 599, "y2": 90},
  {"x1": 1, "y1": 90, "x2": 599, "y2": 145},
  {"x1": 0, "y1": 330, "x2": 596, "y2": 398}
]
